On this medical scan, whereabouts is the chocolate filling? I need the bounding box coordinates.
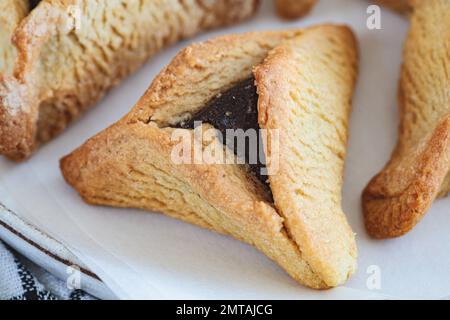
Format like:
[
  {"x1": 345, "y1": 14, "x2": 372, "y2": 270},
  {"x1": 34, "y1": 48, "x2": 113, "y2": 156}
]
[
  {"x1": 29, "y1": 0, "x2": 41, "y2": 10},
  {"x1": 178, "y1": 77, "x2": 271, "y2": 194}
]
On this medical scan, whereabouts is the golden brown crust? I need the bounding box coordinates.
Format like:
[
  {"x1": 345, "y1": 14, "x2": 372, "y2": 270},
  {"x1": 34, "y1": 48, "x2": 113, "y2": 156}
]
[
  {"x1": 61, "y1": 26, "x2": 359, "y2": 288},
  {"x1": 254, "y1": 25, "x2": 358, "y2": 287},
  {"x1": 0, "y1": 1, "x2": 32, "y2": 160},
  {"x1": 275, "y1": 0, "x2": 317, "y2": 19},
  {"x1": 364, "y1": 115, "x2": 450, "y2": 238},
  {"x1": 0, "y1": 0, "x2": 259, "y2": 160},
  {"x1": 363, "y1": 0, "x2": 450, "y2": 238}
]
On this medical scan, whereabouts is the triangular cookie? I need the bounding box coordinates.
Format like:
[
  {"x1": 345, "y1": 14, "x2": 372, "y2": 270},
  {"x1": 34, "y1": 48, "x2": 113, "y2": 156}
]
[
  {"x1": 61, "y1": 26, "x2": 359, "y2": 289},
  {"x1": 363, "y1": 0, "x2": 450, "y2": 238}
]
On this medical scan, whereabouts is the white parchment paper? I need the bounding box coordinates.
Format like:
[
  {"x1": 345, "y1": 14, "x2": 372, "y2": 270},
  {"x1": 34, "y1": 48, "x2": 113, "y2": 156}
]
[{"x1": 1, "y1": 0, "x2": 449, "y2": 299}]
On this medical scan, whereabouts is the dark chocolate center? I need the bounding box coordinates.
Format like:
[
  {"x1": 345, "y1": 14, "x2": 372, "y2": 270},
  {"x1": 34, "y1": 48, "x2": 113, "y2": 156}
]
[
  {"x1": 178, "y1": 77, "x2": 270, "y2": 192},
  {"x1": 29, "y1": 0, "x2": 41, "y2": 10}
]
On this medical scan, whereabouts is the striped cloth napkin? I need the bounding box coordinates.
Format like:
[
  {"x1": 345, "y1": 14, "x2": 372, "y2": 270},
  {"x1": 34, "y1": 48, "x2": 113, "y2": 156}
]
[{"x1": 0, "y1": 241, "x2": 94, "y2": 300}]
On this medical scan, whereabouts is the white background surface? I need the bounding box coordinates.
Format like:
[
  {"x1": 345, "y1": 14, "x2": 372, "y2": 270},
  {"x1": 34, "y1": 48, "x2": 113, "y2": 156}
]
[{"x1": 1, "y1": 0, "x2": 449, "y2": 299}]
